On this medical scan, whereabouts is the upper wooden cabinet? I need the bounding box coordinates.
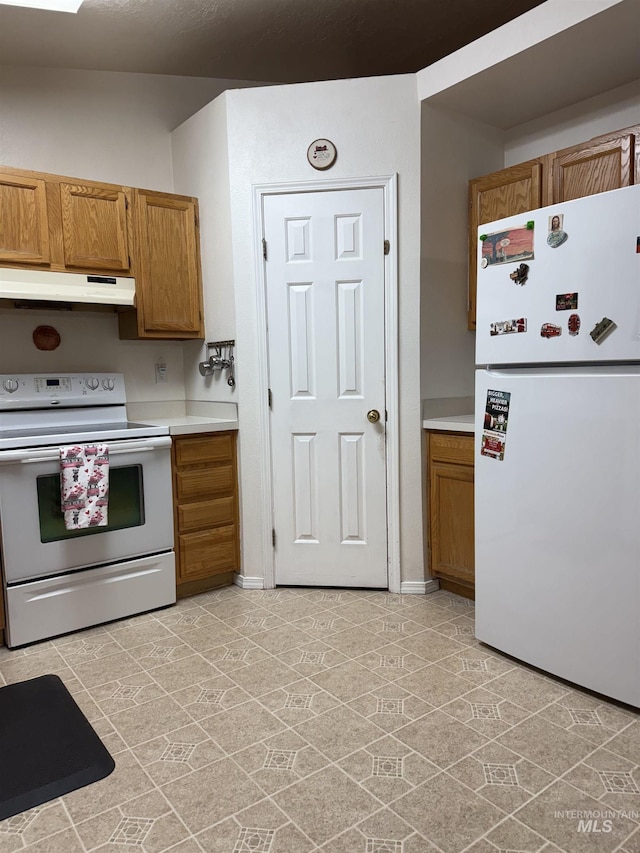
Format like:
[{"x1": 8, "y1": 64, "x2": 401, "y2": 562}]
[
  {"x1": 0, "y1": 171, "x2": 50, "y2": 265},
  {"x1": 468, "y1": 161, "x2": 542, "y2": 330},
  {"x1": 0, "y1": 166, "x2": 131, "y2": 275},
  {"x1": 0, "y1": 165, "x2": 205, "y2": 340},
  {"x1": 118, "y1": 189, "x2": 204, "y2": 339},
  {"x1": 550, "y1": 131, "x2": 635, "y2": 203},
  {"x1": 59, "y1": 181, "x2": 131, "y2": 272},
  {"x1": 467, "y1": 124, "x2": 639, "y2": 329}
]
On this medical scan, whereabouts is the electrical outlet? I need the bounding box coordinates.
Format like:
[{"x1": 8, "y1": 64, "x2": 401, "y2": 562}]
[{"x1": 155, "y1": 361, "x2": 168, "y2": 383}]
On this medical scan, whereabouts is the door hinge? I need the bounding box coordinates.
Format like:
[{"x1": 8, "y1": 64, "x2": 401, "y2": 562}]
[
  {"x1": 262, "y1": 238, "x2": 268, "y2": 261},
  {"x1": 383, "y1": 239, "x2": 390, "y2": 255},
  {"x1": 272, "y1": 529, "x2": 276, "y2": 547},
  {"x1": 268, "y1": 388, "x2": 272, "y2": 408}
]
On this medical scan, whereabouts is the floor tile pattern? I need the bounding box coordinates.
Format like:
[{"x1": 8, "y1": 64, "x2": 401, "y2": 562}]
[{"x1": 0, "y1": 586, "x2": 638, "y2": 853}]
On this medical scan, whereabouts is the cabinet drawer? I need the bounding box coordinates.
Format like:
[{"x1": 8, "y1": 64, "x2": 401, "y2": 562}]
[
  {"x1": 178, "y1": 496, "x2": 235, "y2": 533},
  {"x1": 178, "y1": 526, "x2": 238, "y2": 581},
  {"x1": 176, "y1": 465, "x2": 234, "y2": 502},
  {"x1": 175, "y1": 433, "x2": 234, "y2": 466},
  {"x1": 428, "y1": 432, "x2": 474, "y2": 465}
]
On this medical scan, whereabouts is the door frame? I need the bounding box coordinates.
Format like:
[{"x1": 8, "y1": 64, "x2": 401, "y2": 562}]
[{"x1": 252, "y1": 175, "x2": 400, "y2": 592}]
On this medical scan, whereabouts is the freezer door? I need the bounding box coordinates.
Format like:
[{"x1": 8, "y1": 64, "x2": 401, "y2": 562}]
[
  {"x1": 475, "y1": 366, "x2": 640, "y2": 706},
  {"x1": 476, "y1": 185, "x2": 640, "y2": 366}
]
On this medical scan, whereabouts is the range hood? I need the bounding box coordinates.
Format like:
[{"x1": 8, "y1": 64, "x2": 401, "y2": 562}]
[{"x1": 0, "y1": 268, "x2": 135, "y2": 306}]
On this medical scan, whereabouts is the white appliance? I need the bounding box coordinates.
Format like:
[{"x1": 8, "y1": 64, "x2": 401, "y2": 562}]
[
  {"x1": 0, "y1": 267, "x2": 135, "y2": 305},
  {"x1": 474, "y1": 184, "x2": 640, "y2": 707},
  {"x1": 0, "y1": 373, "x2": 176, "y2": 647}
]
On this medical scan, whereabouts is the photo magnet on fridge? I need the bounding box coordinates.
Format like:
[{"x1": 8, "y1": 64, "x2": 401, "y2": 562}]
[
  {"x1": 481, "y1": 389, "x2": 511, "y2": 462},
  {"x1": 480, "y1": 228, "x2": 534, "y2": 268},
  {"x1": 490, "y1": 318, "x2": 527, "y2": 336},
  {"x1": 556, "y1": 293, "x2": 578, "y2": 311},
  {"x1": 547, "y1": 214, "x2": 568, "y2": 248}
]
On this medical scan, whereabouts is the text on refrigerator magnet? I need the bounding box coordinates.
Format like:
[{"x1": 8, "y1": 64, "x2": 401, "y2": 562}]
[
  {"x1": 540, "y1": 323, "x2": 562, "y2": 338},
  {"x1": 509, "y1": 263, "x2": 529, "y2": 285},
  {"x1": 481, "y1": 390, "x2": 511, "y2": 462},
  {"x1": 590, "y1": 317, "x2": 617, "y2": 344},
  {"x1": 490, "y1": 318, "x2": 527, "y2": 336},
  {"x1": 568, "y1": 314, "x2": 580, "y2": 336},
  {"x1": 480, "y1": 227, "x2": 534, "y2": 268},
  {"x1": 556, "y1": 293, "x2": 578, "y2": 311},
  {"x1": 547, "y1": 214, "x2": 568, "y2": 248}
]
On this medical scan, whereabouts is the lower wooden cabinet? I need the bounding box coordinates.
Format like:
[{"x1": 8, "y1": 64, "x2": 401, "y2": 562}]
[
  {"x1": 172, "y1": 431, "x2": 240, "y2": 596},
  {"x1": 426, "y1": 430, "x2": 475, "y2": 599}
]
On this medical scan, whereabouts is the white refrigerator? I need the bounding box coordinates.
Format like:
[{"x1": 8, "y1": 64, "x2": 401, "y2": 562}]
[{"x1": 474, "y1": 184, "x2": 640, "y2": 707}]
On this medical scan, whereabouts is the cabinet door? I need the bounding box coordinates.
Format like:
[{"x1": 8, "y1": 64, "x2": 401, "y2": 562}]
[
  {"x1": 0, "y1": 171, "x2": 50, "y2": 265},
  {"x1": 551, "y1": 133, "x2": 635, "y2": 202},
  {"x1": 427, "y1": 432, "x2": 475, "y2": 591},
  {"x1": 429, "y1": 459, "x2": 475, "y2": 586},
  {"x1": 468, "y1": 162, "x2": 542, "y2": 330},
  {"x1": 132, "y1": 189, "x2": 204, "y2": 338},
  {"x1": 59, "y1": 182, "x2": 131, "y2": 272}
]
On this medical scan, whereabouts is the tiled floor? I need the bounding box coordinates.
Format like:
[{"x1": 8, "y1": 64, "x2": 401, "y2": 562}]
[{"x1": 0, "y1": 586, "x2": 638, "y2": 853}]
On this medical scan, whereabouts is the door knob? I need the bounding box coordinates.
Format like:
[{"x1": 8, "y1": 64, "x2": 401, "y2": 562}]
[{"x1": 367, "y1": 409, "x2": 381, "y2": 423}]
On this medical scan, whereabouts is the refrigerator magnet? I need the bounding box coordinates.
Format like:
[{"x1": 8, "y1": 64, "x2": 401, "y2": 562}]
[
  {"x1": 540, "y1": 323, "x2": 562, "y2": 338},
  {"x1": 590, "y1": 317, "x2": 617, "y2": 344},
  {"x1": 556, "y1": 292, "x2": 578, "y2": 311},
  {"x1": 568, "y1": 314, "x2": 580, "y2": 336},
  {"x1": 481, "y1": 389, "x2": 511, "y2": 462},
  {"x1": 490, "y1": 318, "x2": 527, "y2": 336},
  {"x1": 480, "y1": 227, "x2": 534, "y2": 268},
  {"x1": 509, "y1": 263, "x2": 529, "y2": 285},
  {"x1": 547, "y1": 214, "x2": 568, "y2": 248}
]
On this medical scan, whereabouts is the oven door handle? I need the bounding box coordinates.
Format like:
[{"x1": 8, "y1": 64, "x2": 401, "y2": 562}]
[{"x1": 0, "y1": 436, "x2": 172, "y2": 465}]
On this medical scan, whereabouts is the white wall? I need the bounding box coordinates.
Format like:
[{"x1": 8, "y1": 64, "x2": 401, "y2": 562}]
[
  {"x1": 505, "y1": 79, "x2": 640, "y2": 165},
  {"x1": 172, "y1": 92, "x2": 237, "y2": 404},
  {"x1": 0, "y1": 307, "x2": 185, "y2": 403},
  {"x1": 173, "y1": 74, "x2": 423, "y2": 586},
  {"x1": 420, "y1": 104, "x2": 504, "y2": 402},
  {"x1": 0, "y1": 66, "x2": 255, "y2": 402}
]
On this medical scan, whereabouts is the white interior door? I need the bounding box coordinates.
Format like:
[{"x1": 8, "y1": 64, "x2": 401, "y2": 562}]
[{"x1": 264, "y1": 187, "x2": 388, "y2": 588}]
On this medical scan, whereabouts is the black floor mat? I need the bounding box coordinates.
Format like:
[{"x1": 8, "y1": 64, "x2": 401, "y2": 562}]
[{"x1": 0, "y1": 674, "x2": 115, "y2": 821}]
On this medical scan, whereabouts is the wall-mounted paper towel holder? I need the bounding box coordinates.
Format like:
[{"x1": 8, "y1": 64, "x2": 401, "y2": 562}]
[{"x1": 198, "y1": 339, "x2": 235, "y2": 387}]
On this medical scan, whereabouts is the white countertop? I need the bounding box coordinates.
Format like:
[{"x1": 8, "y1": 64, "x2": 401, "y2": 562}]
[
  {"x1": 422, "y1": 413, "x2": 475, "y2": 433},
  {"x1": 127, "y1": 400, "x2": 238, "y2": 436},
  {"x1": 133, "y1": 415, "x2": 238, "y2": 435}
]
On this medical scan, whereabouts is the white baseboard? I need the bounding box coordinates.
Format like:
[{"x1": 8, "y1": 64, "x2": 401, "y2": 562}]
[
  {"x1": 400, "y1": 579, "x2": 440, "y2": 595},
  {"x1": 233, "y1": 573, "x2": 264, "y2": 590}
]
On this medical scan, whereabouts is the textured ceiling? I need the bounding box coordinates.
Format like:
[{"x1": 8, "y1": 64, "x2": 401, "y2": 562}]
[{"x1": 0, "y1": 0, "x2": 545, "y2": 83}]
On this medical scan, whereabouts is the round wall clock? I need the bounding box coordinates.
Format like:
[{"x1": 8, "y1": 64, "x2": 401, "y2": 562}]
[{"x1": 307, "y1": 138, "x2": 337, "y2": 170}]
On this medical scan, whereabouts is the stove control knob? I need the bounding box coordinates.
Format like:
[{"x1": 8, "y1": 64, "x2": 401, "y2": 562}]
[
  {"x1": 102, "y1": 377, "x2": 115, "y2": 391},
  {"x1": 85, "y1": 377, "x2": 99, "y2": 391},
  {"x1": 2, "y1": 378, "x2": 18, "y2": 393}
]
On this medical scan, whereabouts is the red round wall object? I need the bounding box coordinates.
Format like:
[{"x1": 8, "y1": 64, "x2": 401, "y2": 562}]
[{"x1": 33, "y1": 325, "x2": 61, "y2": 351}]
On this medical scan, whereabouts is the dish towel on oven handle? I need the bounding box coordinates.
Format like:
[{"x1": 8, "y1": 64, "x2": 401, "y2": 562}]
[{"x1": 59, "y1": 444, "x2": 109, "y2": 530}]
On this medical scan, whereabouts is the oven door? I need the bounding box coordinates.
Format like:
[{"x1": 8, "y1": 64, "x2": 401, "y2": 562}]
[{"x1": 0, "y1": 437, "x2": 173, "y2": 583}]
